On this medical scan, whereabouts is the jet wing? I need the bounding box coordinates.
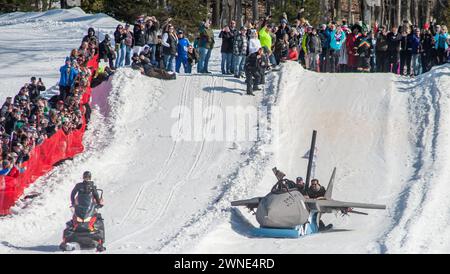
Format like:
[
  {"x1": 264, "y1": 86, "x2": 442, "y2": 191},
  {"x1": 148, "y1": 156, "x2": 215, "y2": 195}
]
[
  {"x1": 304, "y1": 198, "x2": 386, "y2": 213},
  {"x1": 231, "y1": 197, "x2": 262, "y2": 210}
]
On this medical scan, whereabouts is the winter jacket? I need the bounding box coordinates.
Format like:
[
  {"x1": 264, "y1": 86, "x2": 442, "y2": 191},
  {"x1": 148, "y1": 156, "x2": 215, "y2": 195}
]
[
  {"x1": 188, "y1": 49, "x2": 199, "y2": 65},
  {"x1": 71, "y1": 181, "x2": 101, "y2": 206},
  {"x1": 346, "y1": 33, "x2": 360, "y2": 67},
  {"x1": 330, "y1": 30, "x2": 346, "y2": 50},
  {"x1": 288, "y1": 48, "x2": 299, "y2": 60},
  {"x1": 177, "y1": 37, "x2": 190, "y2": 59},
  {"x1": 82, "y1": 28, "x2": 98, "y2": 46},
  {"x1": 162, "y1": 32, "x2": 178, "y2": 56},
  {"x1": 245, "y1": 52, "x2": 261, "y2": 72},
  {"x1": 409, "y1": 34, "x2": 421, "y2": 54},
  {"x1": 124, "y1": 30, "x2": 134, "y2": 47},
  {"x1": 421, "y1": 32, "x2": 435, "y2": 52},
  {"x1": 28, "y1": 83, "x2": 46, "y2": 102},
  {"x1": 436, "y1": 33, "x2": 449, "y2": 49},
  {"x1": 376, "y1": 32, "x2": 389, "y2": 52},
  {"x1": 259, "y1": 26, "x2": 272, "y2": 51},
  {"x1": 248, "y1": 38, "x2": 262, "y2": 55},
  {"x1": 145, "y1": 21, "x2": 160, "y2": 45},
  {"x1": 233, "y1": 34, "x2": 248, "y2": 56},
  {"x1": 59, "y1": 65, "x2": 78, "y2": 87},
  {"x1": 307, "y1": 186, "x2": 326, "y2": 199},
  {"x1": 386, "y1": 32, "x2": 402, "y2": 52},
  {"x1": 199, "y1": 26, "x2": 215, "y2": 49},
  {"x1": 275, "y1": 25, "x2": 290, "y2": 41},
  {"x1": 306, "y1": 33, "x2": 322, "y2": 53},
  {"x1": 114, "y1": 30, "x2": 125, "y2": 46},
  {"x1": 219, "y1": 30, "x2": 234, "y2": 53},
  {"x1": 99, "y1": 39, "x2": 113, "y2": 59},
  {"x1": 399, "y1": 34, "x2": 409, "y2": 51},
  {"x1": 319, "y1": 29, "x2": 330, "y2": 49},
  {"x1": 133, "y1": 25, "x2": 146, "y2": 47},
  {"x1": 356, "y1": 35, "x2": 372, "y2": 58}
]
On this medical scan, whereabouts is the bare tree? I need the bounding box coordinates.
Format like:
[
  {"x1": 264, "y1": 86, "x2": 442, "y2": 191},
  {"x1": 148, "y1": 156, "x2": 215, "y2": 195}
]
[
  {"x1": 236, "y1": 0, "x2": 243, "y2": 27},
  {"x1": 348, "y1": 0, "x2": 352, "y2": 23},
  {"x1": 395, "y1": 0, "x2": 401, "y2": 26},
  {"x1": 265, "y1": 0, "x2": 272, "y2": 16},
  {"x1": 335, "y1": 0, "x2": 342, "y2": 21},
  {"x1": 252, "y1": 0, "x2": 258, "y2": 21},
  {"x1": 213, "y1": 0, "x2": 220, "y2": 27}
]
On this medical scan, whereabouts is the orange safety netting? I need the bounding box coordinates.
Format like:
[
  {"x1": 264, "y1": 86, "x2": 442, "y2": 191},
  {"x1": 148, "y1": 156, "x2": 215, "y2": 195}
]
[{"x1": 0, "y1": 55, "x2": 99, "y2": 215}]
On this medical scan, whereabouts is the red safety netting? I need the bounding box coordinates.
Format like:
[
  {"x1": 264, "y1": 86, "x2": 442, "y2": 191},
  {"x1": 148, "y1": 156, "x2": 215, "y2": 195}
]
[{"x1": 0, "y1": 55, "x2": 99, "y2": 215}]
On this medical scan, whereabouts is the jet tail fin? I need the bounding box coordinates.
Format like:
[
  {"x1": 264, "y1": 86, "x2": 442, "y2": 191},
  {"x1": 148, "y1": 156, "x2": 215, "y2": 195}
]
[{"x1": 324, "y1": 167, "x2": 336, "y2": 200}]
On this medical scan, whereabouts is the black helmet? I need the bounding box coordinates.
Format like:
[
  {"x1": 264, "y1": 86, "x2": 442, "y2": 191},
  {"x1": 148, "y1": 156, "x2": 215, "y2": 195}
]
[{"x1": 83, "y1": 171, "x2": 92, "y2": 181}]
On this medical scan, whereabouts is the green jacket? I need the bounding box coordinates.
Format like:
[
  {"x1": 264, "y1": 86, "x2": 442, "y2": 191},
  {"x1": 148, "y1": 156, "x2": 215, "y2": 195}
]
[
  {"x1": 259, "y1": 26, "x2": 272, "y2": 51},
  {"x1": 199, "y1": 26, "x2": 215, "y2": 49}
]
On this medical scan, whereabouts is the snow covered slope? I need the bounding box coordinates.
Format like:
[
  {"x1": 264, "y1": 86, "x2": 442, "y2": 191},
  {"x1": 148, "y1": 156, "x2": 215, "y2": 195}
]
[
  {"x1": 194, "y1": 63, "x2": 450, "y2": 254},
  {"x1": 0, "y1": 8, "x2": 449, "y2": 254}
]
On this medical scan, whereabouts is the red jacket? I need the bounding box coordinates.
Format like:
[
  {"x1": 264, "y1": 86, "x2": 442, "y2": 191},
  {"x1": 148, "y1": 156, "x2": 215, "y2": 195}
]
[
  {"x1": 288, "y1": 48, "x2": 299, "y2": 61},
  {"x1": 346, "y1": 33, "x2": 360, "y2": 67}
]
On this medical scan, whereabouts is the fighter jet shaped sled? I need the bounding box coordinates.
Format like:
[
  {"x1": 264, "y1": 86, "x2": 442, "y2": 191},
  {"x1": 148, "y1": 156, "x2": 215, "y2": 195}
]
[{"x1": 231, "y1": 130, "x2": 386, "y2": 238}]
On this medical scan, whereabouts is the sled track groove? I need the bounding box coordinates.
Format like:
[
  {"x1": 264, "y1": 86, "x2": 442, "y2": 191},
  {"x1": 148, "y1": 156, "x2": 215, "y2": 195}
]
[{"x1": 118, "y1": 77, "x2": 191, "y2": 227}]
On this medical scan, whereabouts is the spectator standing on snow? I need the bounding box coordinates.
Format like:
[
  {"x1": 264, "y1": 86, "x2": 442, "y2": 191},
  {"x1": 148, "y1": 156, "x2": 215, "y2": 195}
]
[
  {"x1": 376, "y1": 25, "x2": 389, "y2": 72},
  {"x1": 123, "y1": 24, "x2": 134, "y2": 66},
  {"x1": 144, "y1": 16, "x2": 160, "y2": 65},
  {"x1": 387, "y1": 26, "x2": 402, "y2": 74},
  {"x1": 28, "y1": 77, "x2": 46, "y2": 103},
  {"x1": 133, "y1": 19, "x2": 147, "y2": 56},
  {"x1": 161, "y1": 24, "x2": 178, "y2": 73},
  {"x1": 114, "y1": 24, "x2": 126, "y2": 68},
  {"x1": 176, "y1": 30, "x2": 190, "y2": 73},
  {"x1": 306, "y1": 27, "x2": 322, "y2": 72},
  {"x1": 197, "y1": 20, "x2": 215, "y2": 74},
  {"x1": 219, "y1": 25, "x2": 234, "y2": 75},
  {"x1": 99, "y1": 34, "x2": 116, "y2": 69},
  {"x1": 244, "y1": 48, "x2": 263, "y2": 96},
  {"x1": 59, "y1": 57, "x2": 78, "y2": 101},
  {"x1": 232, "y1": 26, "x2": 248, "y2": 78}
]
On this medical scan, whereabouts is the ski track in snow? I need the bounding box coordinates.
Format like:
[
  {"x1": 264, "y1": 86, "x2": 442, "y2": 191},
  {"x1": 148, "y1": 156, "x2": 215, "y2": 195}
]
[{"x1": 1, "y1": 8, "x2": 450, "y2": 254}]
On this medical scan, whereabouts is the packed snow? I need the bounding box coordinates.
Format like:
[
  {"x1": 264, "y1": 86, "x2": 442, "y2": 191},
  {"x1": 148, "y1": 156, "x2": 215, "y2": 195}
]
[{"x1": 0, "y1": 8, "x2": 449, "y2": 253}]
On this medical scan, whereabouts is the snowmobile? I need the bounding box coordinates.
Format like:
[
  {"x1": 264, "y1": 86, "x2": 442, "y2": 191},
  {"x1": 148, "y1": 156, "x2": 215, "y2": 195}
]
[{"x1": 59, "y1": 189, "x2": 105, "y2": 252}]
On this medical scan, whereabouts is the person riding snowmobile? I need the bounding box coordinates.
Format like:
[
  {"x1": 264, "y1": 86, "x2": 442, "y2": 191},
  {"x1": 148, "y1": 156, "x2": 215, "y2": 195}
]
[
  {"x1": 70, "y1": 171, "x2": 103, "y2": 207},
  {"x1": 61, "y1": 171, "x2": 106, "y2": 252}
]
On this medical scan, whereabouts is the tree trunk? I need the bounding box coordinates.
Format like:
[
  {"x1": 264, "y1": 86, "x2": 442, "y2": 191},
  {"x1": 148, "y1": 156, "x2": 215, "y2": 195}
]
[
  {"x1": 229, "y1": 0, "x2": 235, "y2": 24},
  {"x1": 412, "y1": 0, "x2": 419, "y2": 26},
  {"x1": 213, "y1": 0, "x2": 220, "y2": 27},
  {"x1": 60, "y1": 0, "x2": 67, "y2": 9},
  {"x1": 348, "y1": 0, "x2": 352, "y2": 24},
  {"x1": 221, "y1": 0, "x2": 229, "y2": 27},
  {"x1": 265, "y1": 0, "x2": 272, "y2": 16},
  {"x1": 395, "y1": 0, "x2": 401, "y2": 27},
  {"x1": 405, "y1": 0, "x2": 411, "y2": 22},
  {"x1": 321, "y1": 0, "x2": 330, "y2": 22},
  {"x1": 236, "y1": 0, "x2": 243, "y2": 27},
  {"x1": 361, "y1": 0, "x2": 371, "y2": 25},
  {"x1": 335, "y1": 0, "x2": 342, "y2": 21},
  {"x1": 252, "y1": 0, "x2": 258, "y2": 21}
]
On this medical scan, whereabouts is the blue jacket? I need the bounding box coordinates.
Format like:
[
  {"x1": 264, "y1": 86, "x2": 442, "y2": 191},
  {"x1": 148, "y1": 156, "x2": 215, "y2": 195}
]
[
  {"x1": 177, "y1": 38, "x2": 190, "y2": 59},
  {"x1": 59, "y1": 64, "x2": 78, "y2": 87},
  {"x1": 330, "y1": 30, "x2": 346, "y2": 50},
  {"x1": 409, "y1": 34, "x2": 421, "y2": 54},
  {"x1": 0, "y1": 168, "x2": 11, "y2": 176},
  {"x1": 435, "y1": 33, "x2": 448, "y2": 49}
]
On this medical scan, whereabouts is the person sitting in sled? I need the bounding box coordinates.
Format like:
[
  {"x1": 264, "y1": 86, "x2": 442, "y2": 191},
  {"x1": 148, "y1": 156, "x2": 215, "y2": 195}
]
[
  {"x1": 307, "y1": 178, "x2": 332, "y2": 231},
  {"x1": 307, "y1": 178, "x2": 326, "y2": 198},
  {"x1": 295, "y1": 177, "x2": 307, "y2": 196}
]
